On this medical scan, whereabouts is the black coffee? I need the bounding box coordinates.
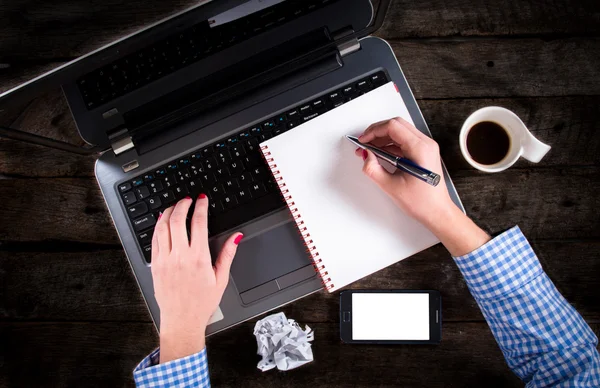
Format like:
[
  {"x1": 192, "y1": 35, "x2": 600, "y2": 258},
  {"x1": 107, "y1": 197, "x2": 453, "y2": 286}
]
[{"x1": 466, "y1": 121, "x2": 511, "y2": 165}]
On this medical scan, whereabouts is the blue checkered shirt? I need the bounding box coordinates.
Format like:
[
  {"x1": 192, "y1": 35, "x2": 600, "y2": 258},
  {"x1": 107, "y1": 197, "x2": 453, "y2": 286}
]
[
  {"x1": 134, "y1": 226, "x2": 599, "y2": 387},
  {"x1": 453, "y1": 226, "x2": 599, "y2": 387},
  {"x1": 134, "y1": 347, "x2": 210, "y2": 387}
]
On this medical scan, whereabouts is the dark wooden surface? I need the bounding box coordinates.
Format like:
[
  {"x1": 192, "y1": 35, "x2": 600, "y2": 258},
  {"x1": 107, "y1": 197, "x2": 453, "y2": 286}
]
[{"x1": 1, "y1": 1, "x2": 599, "y2": 387}]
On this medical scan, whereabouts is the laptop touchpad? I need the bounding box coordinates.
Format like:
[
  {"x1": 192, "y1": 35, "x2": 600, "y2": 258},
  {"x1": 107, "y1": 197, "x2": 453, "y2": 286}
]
[{"x1": 231, "y1": 222, "x2": 311, "y2": 293}]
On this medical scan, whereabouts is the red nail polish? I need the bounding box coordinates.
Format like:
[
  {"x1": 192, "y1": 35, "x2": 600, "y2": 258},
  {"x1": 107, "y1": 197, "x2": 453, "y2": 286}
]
[
  {"x1": 234, "y1": 234, "x2": 244, "y2": 245},
  {"x1": 355, "y1": 147, "x2": 360, "y2": 152},
  {"x1": 185, "y1": 196, "x2": 191, "y2": 200},
  {"x1": 158, "y1": 212, "x2": 163, "y2": 220},
  {"x1": 362, "y1": 149, "x2": 368, "y2": 160},
  {"x1": 199, "y1": 193, "x2": 207, "y2": 199}
]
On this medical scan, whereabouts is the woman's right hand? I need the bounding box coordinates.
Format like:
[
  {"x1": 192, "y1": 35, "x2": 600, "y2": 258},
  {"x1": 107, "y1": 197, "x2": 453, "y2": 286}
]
[
  {"x1": 355, "y1": 117, "x2": 455, "y2": 228},
  {"x1": 355, "y1": 118, "x2": 490, "y2": 256}
]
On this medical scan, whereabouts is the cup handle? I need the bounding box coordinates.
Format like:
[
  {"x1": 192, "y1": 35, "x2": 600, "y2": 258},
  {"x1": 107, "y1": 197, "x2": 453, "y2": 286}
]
[{"x1": 521, "y1": 131, "x2": 551, "y2": 163}]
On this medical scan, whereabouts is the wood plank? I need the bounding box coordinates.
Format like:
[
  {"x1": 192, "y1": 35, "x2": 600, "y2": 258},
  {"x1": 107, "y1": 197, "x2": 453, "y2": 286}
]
[
  {"x1": 389, "y1": 38, "x2": 600, "y2": 99},
  {"x1": 378, "y1": 0, "x2": 600, "y2": 39},
  {"x1": 0, "y1": 178, "x2": 118, "y2": 244},
  {"x1": 1, "y1": 167, "x2": 598, "y2": 243},
  {"x1": 2, "y1": 95, "x2": 598, "y2": 177},
  {"x1": 0, "y1": 321, "x2": 530, "y2": 387},
  {"x1": 2, "y1": 241, "x2": 598, "y2": 323},
  {"x1": 1, "y1": 0, "x2": 598, "y2": 64}
]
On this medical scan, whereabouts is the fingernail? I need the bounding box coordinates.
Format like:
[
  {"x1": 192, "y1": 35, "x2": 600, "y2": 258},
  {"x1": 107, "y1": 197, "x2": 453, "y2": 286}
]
[
  {"x1": 199, "y1": 193, "x2": 207, "y2": 199},
  {"x1": 185, "y1": 196, "x2": 192, "y2": 200},
  {"x1": 362, "y1": 149, "x2": 368, "y2": 160},
  {"x1": 355, "y1": 147, "x2": 360, "y2": 152},
  {"x1": 234, "y1": 234, "x2": 244, "y2": 245},
  {"x1": 158, "y1": 212, "x2": 163, "y2": 220}
]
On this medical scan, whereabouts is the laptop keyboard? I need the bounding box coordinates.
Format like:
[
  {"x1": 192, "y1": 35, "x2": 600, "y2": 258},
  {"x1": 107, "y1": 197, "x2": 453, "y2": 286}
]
[
  {"x1": 118, "y1": 71, "x2": 389, "y2": 263},
  {"x1": 77, "y1": 0, "x2": 340, "y2": 110}
]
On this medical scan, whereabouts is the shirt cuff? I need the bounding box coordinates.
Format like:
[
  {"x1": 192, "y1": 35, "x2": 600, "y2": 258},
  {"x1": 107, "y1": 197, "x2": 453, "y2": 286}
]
[
  {"x1": 452, "y1": 225, "x2": 543, "y2": 301},
  {"x1": 133, "y1": 348, "x2": 210, "y2": 388}
]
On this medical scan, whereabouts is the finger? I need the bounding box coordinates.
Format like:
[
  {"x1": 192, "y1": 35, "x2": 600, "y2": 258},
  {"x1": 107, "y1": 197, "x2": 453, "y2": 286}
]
[
  {"x1": 154, "y1": 206, "x2": 175, "y2": 258},
  {"x1": 359, "y1": 118, "x2": 422, "y2": 153},
  {"x1": 190, "y1": 193, "x2": 210, "y2": 258},
  {"x1": 354, "y1": 145, "x2": 403, "y2": 159},
  {"x1": 215, "y1": 233, "x2": 243, "y2": 290},
  {"x1": 169, "y1": 197, "x2": 193, "y2": 250},
  {"x1": 391, "y1": 117, "x2": 429, "y2": 141},
  {"x1": 362, "y1": 150, "x2": 397, "y2": 192}
]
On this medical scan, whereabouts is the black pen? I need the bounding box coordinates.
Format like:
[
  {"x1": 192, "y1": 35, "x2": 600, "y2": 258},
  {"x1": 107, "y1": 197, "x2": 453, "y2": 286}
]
[{"x1": 345, "y1": 135, "x2": 441, "y2": 187}]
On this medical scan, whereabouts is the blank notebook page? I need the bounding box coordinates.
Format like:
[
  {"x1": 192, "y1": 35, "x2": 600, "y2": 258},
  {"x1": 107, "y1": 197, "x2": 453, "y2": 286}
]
[{"x1": 261, "y1": 82, "x2": 439, "y2": 292}]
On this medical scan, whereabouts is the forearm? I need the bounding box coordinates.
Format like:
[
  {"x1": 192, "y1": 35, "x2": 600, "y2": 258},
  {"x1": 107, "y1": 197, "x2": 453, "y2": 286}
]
[
  {"x1": 451, "y1": 226, "x2": 600, "y2": 386},
  {"x1": 423, "y1": 205, "x2": 490, "y2": 257}
]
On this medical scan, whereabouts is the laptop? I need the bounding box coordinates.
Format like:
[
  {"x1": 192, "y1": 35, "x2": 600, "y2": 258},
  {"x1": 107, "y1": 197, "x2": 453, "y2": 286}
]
[{"x1": 0, "y1": 0, "x2": 463, "y2": 335}]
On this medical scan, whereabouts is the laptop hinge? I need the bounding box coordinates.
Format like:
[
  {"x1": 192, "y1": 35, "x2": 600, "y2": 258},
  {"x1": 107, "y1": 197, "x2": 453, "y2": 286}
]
[
  {"x1": 109, "y1": 127, "x2": 135, "y2": 155},
  {"x1": 333, "y1": 28, "x2": 361, "y2": 57}
]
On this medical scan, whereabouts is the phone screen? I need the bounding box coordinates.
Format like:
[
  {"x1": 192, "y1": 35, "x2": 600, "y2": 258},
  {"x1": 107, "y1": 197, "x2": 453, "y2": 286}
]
[{"x1": 352, "y1": 293, "x2": 430, "y2": 340}]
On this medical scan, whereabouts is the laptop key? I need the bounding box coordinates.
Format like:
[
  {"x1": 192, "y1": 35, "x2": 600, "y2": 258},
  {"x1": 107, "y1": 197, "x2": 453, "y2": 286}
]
[
  {"x1": 208, "y1": 200, "x2": 225, "y2": 215},
  {"x1": 200, "y1": 173, "x2": 216, "y2": 186},
  {"x1": 249, "y1": 182, "x2": 268, "y2": 197},
  {"x1": 222, "y1": 194, "x2": 238, "y2": 209},
  {"x1": 135, "y1": 186, "x2": 151, "y2": 199},
  {"x1": 229, "y1": 160, "x2": 244, "y2": 174},
  {"x1": 132, "y1": 178, "x2": 144, "y2": 187},
  {"x1": 357, "y1": 79, "x2": 370, "y2": 92},
  {"x1": 138, "y1": 230, "x2": 153, "y2": 245},
  {"x1": 119, "y1": 182, "x2": 132, "y2": 193},
  {"x1": 208, "y1": 184, "x2": 225, "y2": 197},
  {"x1": 236, "y1": 187, "x2": 251, "y2": 203},
  {"x1": 143, "y1": 173, "x2": 155, "y2": 182},
  {"x1": 215, "y1": 166, "x2": 230, "y2": 178},
  {"x1": 147, "y1": 196, "x2": 162, "y2": 210},
  {"x1": 142, "y1": 245, "x2": 152, "y2": 263},
  {"x1": 238, "y1": 172, "x2": 253, "y2": 185},
  {"x1": 128, "y1": 202, "x2": 148, "y2": 218},
  {"x1": 230, "y1": 144, "x2": 246, "y2": 158},
  {"x1": 159, "y1": 190, "x2": 176, "y2": 204},
  {"x1": 162, "y1": 174, "x2": 176, "y2": 188},
  {"x1": 149, "y1": 180, "x2": 164, "y2": 194},
  {"x1": 133, "y1": 214, "x2": 156, "y2": 232},
  {"x1": 174, "y1": 185, "x2": 189, "y2": 199},
  {"x1": 122, "y1": 192, "x2": 137, "y2": 205},
  {"x1": 223, "y1": 178, "x2": 239, "y2": 190}
]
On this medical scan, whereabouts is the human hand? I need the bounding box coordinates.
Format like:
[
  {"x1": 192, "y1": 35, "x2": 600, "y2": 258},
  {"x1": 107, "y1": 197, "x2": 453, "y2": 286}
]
[
  {"x1": 355, "y1": 117, "x2": 454, "y2": 228},
  {"x1": 355, "y1": 118, "x2": 490, "y2": 256},
  {"x1": 151, "y1": 194, "x2": 243, "y2": 363}
]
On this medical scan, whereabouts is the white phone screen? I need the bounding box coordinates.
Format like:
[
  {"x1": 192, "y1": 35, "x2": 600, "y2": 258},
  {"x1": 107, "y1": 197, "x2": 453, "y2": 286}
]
[{"x1": 352, "y1": 293, "x2": 430, "y2": 340}]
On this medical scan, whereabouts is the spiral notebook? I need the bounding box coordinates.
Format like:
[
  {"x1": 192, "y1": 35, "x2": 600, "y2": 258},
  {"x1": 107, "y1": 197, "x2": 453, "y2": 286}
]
[{"x1": 260, "y1": 82, "x2": 439, "y2": 292}]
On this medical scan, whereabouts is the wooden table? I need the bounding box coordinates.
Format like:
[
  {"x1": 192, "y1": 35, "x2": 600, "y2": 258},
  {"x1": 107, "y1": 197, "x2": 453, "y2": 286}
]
[{"x1": 1, "y1": 1, "x2": 599, "y2": 386}]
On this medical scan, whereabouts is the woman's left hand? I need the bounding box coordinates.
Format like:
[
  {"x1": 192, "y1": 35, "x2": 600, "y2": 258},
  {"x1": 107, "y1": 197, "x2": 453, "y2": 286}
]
[{"x1": 151, "y1": 194, "x2": 243, "y2": 363}]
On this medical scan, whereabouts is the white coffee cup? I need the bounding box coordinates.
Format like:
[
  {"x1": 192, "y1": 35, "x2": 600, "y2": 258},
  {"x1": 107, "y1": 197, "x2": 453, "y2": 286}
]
[{"x1": 459, "y1": 107, "x2": 551, "y2": 173}]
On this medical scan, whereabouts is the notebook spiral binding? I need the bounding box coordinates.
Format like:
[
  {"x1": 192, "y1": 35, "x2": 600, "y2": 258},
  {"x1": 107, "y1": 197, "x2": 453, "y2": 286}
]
[{"x1": 261, "y1": 144, "x2": 334, "y2": 291}]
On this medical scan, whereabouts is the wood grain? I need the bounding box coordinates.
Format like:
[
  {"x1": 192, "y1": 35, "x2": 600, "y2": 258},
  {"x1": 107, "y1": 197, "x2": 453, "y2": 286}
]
[
  {"x1": 389, "y1": 38, "x2": 600, "y2": 99},
  {"x1": 1, "y1": 0, "x2": 599, "y2": 63},
  {"x1": 1, "y1": 241, "x2": 598, "y2": 323},
  {"x1": 378, "y1": 0, "x2": 600, "y2": 39},
  {"x1": 1, "y1": 94, "x2": 598, "y2": 177}
]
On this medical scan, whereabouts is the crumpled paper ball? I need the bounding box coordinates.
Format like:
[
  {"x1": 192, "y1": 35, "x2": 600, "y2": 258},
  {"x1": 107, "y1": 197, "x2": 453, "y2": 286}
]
[{"x1": 253, "y1": 312, "x2": 314, "y2": 371}]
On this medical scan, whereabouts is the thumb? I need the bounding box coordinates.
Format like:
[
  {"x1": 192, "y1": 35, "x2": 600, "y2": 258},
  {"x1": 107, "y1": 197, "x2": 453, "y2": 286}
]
[
  {"x1": 362, "y1": 150, "x2": 395, "y2": 192},
  {"x1": 215, "y1": 232, "x2": 243, "y2": 290}
]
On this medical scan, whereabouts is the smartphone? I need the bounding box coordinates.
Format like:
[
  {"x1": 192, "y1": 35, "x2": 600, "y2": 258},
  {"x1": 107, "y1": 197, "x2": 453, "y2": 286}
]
[{"x1": 339, "y1": 290, "x2": 441, "y2": 344}]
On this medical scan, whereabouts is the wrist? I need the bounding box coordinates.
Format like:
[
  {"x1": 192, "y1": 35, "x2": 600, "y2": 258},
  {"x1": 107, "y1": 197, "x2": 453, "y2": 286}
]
[
  {"x1": 422, "y1": 204, "x2": 490, "y2": 257},
  {"x1": 159, "y1": 320, "x2": 207, "y2": 363}
]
